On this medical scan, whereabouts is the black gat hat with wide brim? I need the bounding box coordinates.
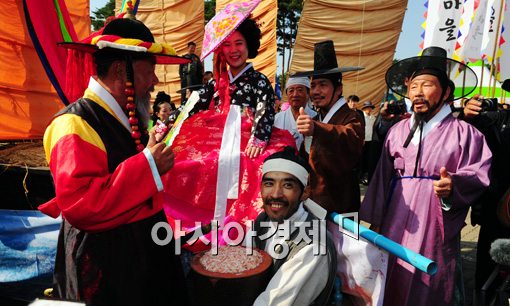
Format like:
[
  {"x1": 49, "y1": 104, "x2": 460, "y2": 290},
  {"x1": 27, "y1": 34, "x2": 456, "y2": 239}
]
[
  {"x1": 502, "y1": 79, "x2": 510, "y2": 92},
  {"x1": 385, "y1": 46, "x2": 477, "y2": 101},
  {"x1": 58, "y1": 18, "x2": 191, "y2": 65},
  {"x1": 292, "y1": 40, "x2": 363, "y2": 78}
]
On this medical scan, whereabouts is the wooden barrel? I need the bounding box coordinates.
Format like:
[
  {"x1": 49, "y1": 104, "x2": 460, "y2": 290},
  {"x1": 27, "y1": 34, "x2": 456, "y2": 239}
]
[
  {"x1": 189, "y1": 246, "x2": 273, "y2": 306},
  {"x1": 0, "y1": 164, "x2": 54, "y2": 210}
]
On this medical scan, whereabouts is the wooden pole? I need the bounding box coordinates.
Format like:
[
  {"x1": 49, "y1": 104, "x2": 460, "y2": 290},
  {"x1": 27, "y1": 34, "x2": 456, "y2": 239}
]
[
  {"x1": 488, "y1": 62, "x2": 493, "y2": 96},
  {"x1": 461, "y1": 65, "x2": 467, "y2": 98},
  {"x1": 501, "y1": 58, "x2": 506, "y2": 102},
  {"x1": 282, "y1": 11, "x2": 287, "y2": 83},
  {"x1": 489, "y1": 0, "x2": 505, "y2": 97},
  {"x1": 492, "y1": 66, "x2": 498, "y2": 97},
  {"x1": 479, "y1": 61, "x2": 484, "y2": 95}
]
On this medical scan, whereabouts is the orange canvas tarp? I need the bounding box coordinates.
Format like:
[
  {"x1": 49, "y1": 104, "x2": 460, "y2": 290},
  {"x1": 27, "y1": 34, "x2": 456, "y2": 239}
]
[
  {"x1": 290, "y1": 0, "x2": 408, "y2": 110},
  {"x1": 0, "y1": 0, "x2": 90, "y2": 140}
]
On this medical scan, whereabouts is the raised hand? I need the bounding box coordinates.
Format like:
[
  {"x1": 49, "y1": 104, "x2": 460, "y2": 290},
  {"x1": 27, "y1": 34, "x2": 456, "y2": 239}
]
[
  {"x1": 147, "y1": 128, "x2": 157, "y2": 148},
  {"x1": 296, "y1": 107, "x2": 314, "y2": 136},
  {"x1": 148, "y1": 139, "x2": 175, "y2": 175},
  {"x1": 380, "y1": 101, "x2": 394, "y2": 121},
  {"x1": 433, "y1": 167, "x2": 452, "y2": 199},
  {"x1": 463, "y1": 95, "x2": 483, "y2": 119},
  {"x1": 245, "y1": 144, "x2": 264, "y2": 159}
]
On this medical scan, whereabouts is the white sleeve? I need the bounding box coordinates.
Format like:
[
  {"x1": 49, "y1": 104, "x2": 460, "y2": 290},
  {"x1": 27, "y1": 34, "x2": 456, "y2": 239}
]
[
  {"x1": 274, "y1": 112, "x2": 285, "y2": 129},
  {"x1": 253, "y1": 244, "x2": 330, "y2": 306},
  {"x1": 142, "y1": 148, "x2": 163, "y2": 192}
]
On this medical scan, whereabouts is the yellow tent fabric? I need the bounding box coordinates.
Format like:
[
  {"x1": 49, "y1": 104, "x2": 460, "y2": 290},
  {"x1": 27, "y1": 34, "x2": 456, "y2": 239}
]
[
  {"x1": 289, "y1": 0, "x2": 408, "y2": 110},
  {"x1": 0, "y1": 0, "x2": 90, "y2": 140},
  {"x1": 121, "y1": 0, "x2": 205, "y2": 105},
  {"x1": 216, "y1": 0, "x2": 277, "y2": 88}
]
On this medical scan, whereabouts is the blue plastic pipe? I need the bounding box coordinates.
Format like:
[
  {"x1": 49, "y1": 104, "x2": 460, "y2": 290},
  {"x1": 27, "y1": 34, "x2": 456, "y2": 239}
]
[{"x1": 329, "y1": 212, "x2": 438, "y2": 275}]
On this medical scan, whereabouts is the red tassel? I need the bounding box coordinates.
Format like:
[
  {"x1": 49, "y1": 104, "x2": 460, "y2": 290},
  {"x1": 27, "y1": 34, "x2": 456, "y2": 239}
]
[{"x1": 214, "y1": 53, "x2": 231, "y2": 114}]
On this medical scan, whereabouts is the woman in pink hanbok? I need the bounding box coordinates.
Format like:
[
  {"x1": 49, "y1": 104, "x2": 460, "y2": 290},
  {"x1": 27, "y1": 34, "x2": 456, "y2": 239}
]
[{"x1": 162, "y1": 1, "x2": 294, "y2": 247}]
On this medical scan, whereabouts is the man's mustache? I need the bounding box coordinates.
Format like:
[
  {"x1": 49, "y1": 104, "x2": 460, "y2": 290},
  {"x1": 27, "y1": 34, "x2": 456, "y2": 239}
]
[
  {"x1": 264, "y1": 198, "x2": 289, "y2": 206},
  {"x1": 312, "y1": 95, "x2": 326, "y2": 100},
  {"x1": 412, "y1": 98, "x2": 429, "y2": 105}
]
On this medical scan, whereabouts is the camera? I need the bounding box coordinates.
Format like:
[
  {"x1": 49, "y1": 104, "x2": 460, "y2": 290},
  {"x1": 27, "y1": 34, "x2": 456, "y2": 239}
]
[
  {"x1": 479, "y1": 98, "x2": 498, "y2": 112},
  {"x1": 386, "y1": 99, "x2": 407, "y2": 115}
]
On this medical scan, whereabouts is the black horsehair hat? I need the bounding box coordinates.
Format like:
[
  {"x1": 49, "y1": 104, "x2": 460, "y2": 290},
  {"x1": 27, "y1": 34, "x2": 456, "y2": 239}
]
[
  {"x1": 385, "y1": 46, "x2": 478, "y2": 101},
  {"x1": 503, "y1": 79, "x2": 510, "y2": 93},
  {"x1": 292, "y1": 40, "x2": 363, "y2": 79}
]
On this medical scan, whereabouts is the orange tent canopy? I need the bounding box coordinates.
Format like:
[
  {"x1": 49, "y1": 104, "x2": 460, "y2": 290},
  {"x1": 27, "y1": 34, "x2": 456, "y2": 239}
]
[{"x1": 0, "y1": 0, "x2": 90, "y2": 140}]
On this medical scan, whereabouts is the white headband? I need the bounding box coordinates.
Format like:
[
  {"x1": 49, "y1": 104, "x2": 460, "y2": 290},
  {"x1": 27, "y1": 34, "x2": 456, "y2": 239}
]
[
  {"x1": 286, "y1": 77, "x2": 310, "y2": 90},
  {"x1": 262, "y1": 158, "x2": 309, "y2": 187}
]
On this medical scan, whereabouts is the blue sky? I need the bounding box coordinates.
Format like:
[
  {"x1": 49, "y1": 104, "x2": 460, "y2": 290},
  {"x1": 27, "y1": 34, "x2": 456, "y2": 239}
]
[
  {"x1": 395, "y1": 1, "x2": 424, "y2": 59},
  {"x1": 90, "y1": 0, "x2": 424, "y2": 66},
  {"x1": 90, "y1": 0, "x2": 107, "y2": 14}
]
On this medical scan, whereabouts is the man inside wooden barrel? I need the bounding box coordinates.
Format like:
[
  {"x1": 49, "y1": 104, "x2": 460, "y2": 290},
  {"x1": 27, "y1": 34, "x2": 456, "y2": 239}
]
[{"x1": 253, "y1": 146, "x2": 337, "y2": 305}]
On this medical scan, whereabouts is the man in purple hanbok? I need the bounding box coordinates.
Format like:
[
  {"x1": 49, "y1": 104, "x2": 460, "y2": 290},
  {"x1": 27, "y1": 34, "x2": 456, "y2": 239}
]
[{"x1": 360, "y1": 47, "x2": 492, "y2": 306}]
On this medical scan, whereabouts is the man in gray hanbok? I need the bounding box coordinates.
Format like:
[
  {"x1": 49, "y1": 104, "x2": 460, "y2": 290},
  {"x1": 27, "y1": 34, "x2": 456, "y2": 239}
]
[{"x1": 360, "y1": 47, "x2": 492, "y2": 306}]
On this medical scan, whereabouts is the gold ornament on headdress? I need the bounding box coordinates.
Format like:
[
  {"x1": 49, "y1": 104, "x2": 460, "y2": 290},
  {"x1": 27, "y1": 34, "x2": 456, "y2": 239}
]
[{"x1": 123, "y1": 1, "x2": 136, "y2": 20}]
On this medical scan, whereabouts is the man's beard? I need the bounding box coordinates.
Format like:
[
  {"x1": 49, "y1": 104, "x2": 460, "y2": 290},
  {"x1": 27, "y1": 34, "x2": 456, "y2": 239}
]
[
  {"x1": 412, "y1": 98, "x2": 431, "y2": 115},
  {"x1": 136, "y1": 95, "x2": 151, "y2": 130}
]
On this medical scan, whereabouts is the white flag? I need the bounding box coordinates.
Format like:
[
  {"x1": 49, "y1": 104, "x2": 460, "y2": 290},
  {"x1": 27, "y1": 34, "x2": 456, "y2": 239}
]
[
  {"x1": 459, "y1": 0, "x2": 490, "y2": 61},
  {"x1": 481, "y1": 0, "x2": 505, "y2": 62},
  {"x1": 454, "y1": 0, "x2": 476, "y2": 60},
  {"x1": 497, "y1": 0, "x2": 510, "y2": 80},
  {"x1": 328, "y1": 221, "x2": 388, "y2": 306},
  {"x1": 423, "y1": 0, "x2": 464, "y2": 56}
]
